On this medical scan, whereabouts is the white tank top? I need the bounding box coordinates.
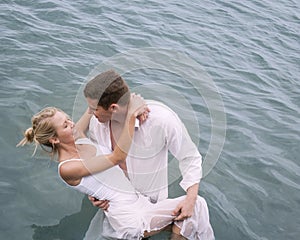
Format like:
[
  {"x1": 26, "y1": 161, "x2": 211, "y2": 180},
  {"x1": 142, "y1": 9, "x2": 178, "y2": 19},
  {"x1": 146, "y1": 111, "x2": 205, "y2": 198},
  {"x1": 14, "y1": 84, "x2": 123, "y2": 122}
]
[{"x1": 58, "y1": 138, "x2": 139, "y2": 209}]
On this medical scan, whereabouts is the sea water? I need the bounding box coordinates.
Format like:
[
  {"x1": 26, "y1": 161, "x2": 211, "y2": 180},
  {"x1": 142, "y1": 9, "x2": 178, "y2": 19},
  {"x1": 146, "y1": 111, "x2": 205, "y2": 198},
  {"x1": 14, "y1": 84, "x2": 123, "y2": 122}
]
[{"x1": 1, "y1": 0, "x2": 299, "y2": 239}]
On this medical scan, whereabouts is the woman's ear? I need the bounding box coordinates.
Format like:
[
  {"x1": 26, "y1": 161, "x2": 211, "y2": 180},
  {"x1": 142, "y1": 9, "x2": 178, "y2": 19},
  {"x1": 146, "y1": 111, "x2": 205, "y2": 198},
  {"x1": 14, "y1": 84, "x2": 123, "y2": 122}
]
[{"x1": 49, "y1": 137, "x2": 60, "y2": 145}]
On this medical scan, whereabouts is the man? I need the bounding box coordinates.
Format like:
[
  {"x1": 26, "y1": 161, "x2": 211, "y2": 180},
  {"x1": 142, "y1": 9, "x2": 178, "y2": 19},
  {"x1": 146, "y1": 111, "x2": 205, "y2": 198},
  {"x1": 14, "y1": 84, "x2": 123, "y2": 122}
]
[{"x1": 83, "y1": 69, "x2": 209, "y2": 239}]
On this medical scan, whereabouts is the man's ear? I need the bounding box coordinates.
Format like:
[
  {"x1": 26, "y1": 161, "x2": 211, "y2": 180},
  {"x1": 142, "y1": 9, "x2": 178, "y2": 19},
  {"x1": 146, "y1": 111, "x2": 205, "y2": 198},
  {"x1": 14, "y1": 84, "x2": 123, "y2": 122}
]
[
  {"x1": 109, "y1": 103, "x2": 119, "y2": 113},
  {"x1": 49, "y1": 137, "x2": 60, "y2": 145}
]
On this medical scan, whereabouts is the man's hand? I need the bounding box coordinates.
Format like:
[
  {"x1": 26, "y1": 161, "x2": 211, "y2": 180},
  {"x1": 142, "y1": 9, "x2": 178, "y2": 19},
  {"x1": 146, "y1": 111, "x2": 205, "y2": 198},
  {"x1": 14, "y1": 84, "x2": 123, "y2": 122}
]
[
  {"x1": 88, "y1": 195, "x2": 110, "y2": 211},
  {"x1": 172, "y1": 183, "x2": 199, "y2": 221},
  {"x1": 172, "y1": 196, "x2": 196, "y2": 221}
]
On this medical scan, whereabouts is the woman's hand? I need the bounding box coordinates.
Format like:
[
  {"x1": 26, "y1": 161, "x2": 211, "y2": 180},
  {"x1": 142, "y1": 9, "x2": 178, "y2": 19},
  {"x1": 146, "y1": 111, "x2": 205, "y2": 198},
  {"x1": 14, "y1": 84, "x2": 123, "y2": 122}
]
[
  {"x1": 127, "y1": 93, "x2": 149, "y2": 118},
  {"x1": 137, "y1": 108, "x2": 150, "y2": 125}
]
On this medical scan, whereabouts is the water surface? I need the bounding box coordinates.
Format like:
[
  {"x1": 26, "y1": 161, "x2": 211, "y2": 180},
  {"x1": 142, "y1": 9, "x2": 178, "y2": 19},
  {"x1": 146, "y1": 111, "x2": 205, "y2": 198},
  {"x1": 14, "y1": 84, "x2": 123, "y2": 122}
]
[{"x1": 1, "y1": 0, "x2": 299, "y2": 239}]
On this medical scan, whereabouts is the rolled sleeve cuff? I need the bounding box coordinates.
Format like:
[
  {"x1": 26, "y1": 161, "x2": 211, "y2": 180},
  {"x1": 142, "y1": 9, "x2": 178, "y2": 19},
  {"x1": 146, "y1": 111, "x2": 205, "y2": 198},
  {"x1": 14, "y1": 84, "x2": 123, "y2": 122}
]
[{"x1": 179, "y1": 167, "x2": 202, "y2": 192}]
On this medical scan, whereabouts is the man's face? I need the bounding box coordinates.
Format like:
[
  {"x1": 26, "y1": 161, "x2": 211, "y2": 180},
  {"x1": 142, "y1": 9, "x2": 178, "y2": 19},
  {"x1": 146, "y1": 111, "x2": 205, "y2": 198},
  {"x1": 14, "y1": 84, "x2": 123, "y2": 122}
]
[{"x1": 86, "y1": 97, "x2": 112, "y2": 123}]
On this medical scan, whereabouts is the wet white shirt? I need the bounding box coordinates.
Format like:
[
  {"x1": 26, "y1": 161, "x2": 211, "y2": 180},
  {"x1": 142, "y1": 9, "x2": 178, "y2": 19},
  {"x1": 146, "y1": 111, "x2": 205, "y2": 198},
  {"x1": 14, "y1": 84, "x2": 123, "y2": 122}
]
[{"x1": 89, "y1": 100, "x2": 202, "y2": 202}]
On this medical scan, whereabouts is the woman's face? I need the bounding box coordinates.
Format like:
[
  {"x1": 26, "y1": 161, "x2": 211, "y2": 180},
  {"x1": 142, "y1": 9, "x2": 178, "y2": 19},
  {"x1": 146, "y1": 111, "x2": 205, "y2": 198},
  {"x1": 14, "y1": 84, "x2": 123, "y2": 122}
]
[{"x1": 51, "y1": 111, "x2": 75, "y2": 145}]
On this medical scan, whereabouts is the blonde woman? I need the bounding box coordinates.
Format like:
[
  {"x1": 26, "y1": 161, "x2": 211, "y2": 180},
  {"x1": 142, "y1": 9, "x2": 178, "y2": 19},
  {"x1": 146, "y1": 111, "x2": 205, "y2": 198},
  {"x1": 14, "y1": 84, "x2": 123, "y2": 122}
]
[{"x1": 18, "y1": 95, "x2": 214, "y2": 240}]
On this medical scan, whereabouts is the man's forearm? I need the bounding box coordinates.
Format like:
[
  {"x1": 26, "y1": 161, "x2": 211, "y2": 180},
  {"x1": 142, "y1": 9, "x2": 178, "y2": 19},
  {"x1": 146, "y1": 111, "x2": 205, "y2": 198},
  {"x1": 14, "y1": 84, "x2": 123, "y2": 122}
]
[
  {"x1": 172, "y1": 183, "x2": 200, "y2": 220},
  {"x1": 186, "y1": 183, "x2": 199, "y2": 201}
]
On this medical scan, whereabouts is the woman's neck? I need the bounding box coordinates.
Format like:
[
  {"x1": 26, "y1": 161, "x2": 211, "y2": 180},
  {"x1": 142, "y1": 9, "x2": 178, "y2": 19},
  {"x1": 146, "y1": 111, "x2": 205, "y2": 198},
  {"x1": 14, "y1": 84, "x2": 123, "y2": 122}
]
[{"x1": 58, "y1": 142, "x2": 79, "y2": 162}]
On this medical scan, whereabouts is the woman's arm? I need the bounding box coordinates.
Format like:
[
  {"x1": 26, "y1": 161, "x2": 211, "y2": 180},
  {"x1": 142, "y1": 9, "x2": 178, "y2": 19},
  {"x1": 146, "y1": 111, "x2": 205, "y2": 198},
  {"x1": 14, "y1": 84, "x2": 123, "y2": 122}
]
[
  {"x1": 73, "y1": 108, "x2": 93, "y2": 140},
  {"x1": 59, "y1": 114, "x2": 136, "y2": 183},
  {"x1": 60, "y1": 94, "x2": 146, "y2": 181},
  {"x1": 79, "y1": 113, "x2": 136, "y2": 176}
]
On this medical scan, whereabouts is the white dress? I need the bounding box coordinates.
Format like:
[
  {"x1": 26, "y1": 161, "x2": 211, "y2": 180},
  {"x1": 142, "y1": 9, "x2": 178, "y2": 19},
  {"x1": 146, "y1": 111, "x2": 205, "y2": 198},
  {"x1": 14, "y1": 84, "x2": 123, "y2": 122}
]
[{"x1": 58, "y1": 138, "x2": 214, "y2": 240}]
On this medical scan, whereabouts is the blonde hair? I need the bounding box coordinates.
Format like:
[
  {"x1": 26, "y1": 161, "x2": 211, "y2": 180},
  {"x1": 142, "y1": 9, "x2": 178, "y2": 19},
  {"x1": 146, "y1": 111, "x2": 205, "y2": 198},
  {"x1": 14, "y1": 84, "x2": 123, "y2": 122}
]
[{"x1": 17, "y1": 107, "x2": 63, "y2": 156}]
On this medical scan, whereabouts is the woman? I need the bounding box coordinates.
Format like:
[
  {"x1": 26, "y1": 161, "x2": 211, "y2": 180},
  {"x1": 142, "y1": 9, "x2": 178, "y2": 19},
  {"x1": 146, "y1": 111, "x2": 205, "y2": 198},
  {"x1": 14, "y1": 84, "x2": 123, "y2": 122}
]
[{"x1": 18, "y1": 95, "x2": 214, "y2": 240}]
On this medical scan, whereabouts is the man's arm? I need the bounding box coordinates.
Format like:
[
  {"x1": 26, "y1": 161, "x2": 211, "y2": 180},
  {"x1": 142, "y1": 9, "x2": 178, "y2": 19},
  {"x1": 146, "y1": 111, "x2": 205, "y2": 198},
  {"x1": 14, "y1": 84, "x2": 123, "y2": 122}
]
[
  {"x1": 172, "y1": 183, "x2": 199, "y2": 220},
  {"x1": 88, "y1": 196, "x2": 110, "y2": 210},
  {"x1": 165, "y1": 109, "x2": 202, "y2": 220}
]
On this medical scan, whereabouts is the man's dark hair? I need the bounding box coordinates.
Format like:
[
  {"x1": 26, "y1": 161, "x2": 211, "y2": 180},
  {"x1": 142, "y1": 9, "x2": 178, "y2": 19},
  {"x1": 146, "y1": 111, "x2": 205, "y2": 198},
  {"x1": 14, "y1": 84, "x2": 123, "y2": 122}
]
[{"x1": 83, "y1": 69, "x2": 130, "y2": 110}]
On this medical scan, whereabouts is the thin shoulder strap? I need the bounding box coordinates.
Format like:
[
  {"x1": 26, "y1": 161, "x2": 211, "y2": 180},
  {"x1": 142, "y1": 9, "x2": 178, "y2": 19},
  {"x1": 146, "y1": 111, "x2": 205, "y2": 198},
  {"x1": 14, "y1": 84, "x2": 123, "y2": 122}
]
[
  {"x1": 75, "y1": 138, "x2": 93, "y2": 145},
  {"x1": 58, "y1": 159, "x2": 82, "y2": 169}
]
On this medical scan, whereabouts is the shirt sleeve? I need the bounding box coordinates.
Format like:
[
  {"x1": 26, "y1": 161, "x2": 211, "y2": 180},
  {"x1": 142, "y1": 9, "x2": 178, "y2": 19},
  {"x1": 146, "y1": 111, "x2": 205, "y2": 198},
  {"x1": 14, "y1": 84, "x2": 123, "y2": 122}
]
[{"x1": 164, "y1": 110, "x2": 203, "y2": 192}]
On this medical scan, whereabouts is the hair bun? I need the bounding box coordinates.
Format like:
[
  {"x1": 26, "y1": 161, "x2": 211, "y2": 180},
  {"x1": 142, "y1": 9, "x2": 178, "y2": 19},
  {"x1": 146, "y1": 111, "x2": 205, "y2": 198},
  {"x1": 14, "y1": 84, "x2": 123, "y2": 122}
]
[{"x1": 24, "y1": 127, "x2": 35, "y2": 143}]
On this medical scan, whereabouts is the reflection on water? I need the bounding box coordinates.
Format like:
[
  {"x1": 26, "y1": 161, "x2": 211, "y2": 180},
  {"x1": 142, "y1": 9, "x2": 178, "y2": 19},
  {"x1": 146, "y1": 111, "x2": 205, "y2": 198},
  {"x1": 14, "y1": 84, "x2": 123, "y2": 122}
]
[{"x1": 31, "y1": 196, "x2": 97, "y2": 240}]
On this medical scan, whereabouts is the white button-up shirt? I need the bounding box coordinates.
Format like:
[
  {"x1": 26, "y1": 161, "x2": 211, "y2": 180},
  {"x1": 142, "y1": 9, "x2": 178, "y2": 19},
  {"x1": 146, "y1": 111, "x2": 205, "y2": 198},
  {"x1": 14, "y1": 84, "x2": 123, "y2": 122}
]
[{"x1": 89, "y1": 100, "x2": 202, "y2": 202}]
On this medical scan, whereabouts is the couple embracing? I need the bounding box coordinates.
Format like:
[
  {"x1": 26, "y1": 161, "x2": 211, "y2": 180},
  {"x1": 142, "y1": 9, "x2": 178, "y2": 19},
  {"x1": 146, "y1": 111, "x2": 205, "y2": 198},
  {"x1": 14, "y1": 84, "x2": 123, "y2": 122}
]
[{"x1": 18, "y1": 69, "x2": 214, "y2": 239}]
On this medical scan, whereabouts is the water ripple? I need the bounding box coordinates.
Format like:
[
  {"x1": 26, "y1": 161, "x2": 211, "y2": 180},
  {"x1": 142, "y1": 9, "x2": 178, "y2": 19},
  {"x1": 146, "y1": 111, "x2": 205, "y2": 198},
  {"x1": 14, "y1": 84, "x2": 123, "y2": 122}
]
[{"x1": 1, "y1": 0, "x2": 300, "y2": 239}]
